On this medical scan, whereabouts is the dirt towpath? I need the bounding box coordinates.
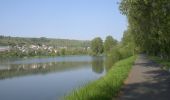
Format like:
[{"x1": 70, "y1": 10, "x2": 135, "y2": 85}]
[{"x1": 117, "y1": 54, "x2": 170, "y2": 100}]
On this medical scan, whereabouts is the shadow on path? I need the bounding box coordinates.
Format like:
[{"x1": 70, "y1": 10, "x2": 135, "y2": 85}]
[{"x1": 117, "y1": 54, "x2": 170, "y2": 100}]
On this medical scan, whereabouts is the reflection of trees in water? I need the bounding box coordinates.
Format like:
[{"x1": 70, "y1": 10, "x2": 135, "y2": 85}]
[
  {"x1": 104, "y1": 56, "x2": 118, "y2": 72},
  {"x1": 105, "y1": 56, "x2": 114, "y2": 72},
  {"x1": 91, "y1": 56, "x2": 104, "y2": 74},
  {"x1": 0, "y1": 56, "x2": 108, "y2": 79},
  {"x1": 0, "y1": 61, "x2": 90, "y2": 80}
]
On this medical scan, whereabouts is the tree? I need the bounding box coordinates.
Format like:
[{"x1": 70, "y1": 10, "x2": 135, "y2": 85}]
[
  {"x1": 104, "y1": 36, "x2": 117, "y2": 53},
  {"x1": 91, "y1": 37, "x2": 103, "y2": 55},
  {"x1": 60, "y1": 48, "x2": 66, "y2": 55},
  {"x1": 119, "y1": 0, "x2": 170, "y2": 59}
]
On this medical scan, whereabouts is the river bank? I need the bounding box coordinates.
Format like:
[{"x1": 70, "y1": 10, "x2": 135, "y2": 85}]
[{"x1": 64, "y1": 56, "x2": 137, "y2": 100}]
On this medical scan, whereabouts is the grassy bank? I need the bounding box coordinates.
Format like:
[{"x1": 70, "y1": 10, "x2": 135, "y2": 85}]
[
  {"x1": 64, "y1": 56, "x2": 137, "y2": 100},
  {"x1": 150, "y1": 56, "x2": 170, "y2": 69}
]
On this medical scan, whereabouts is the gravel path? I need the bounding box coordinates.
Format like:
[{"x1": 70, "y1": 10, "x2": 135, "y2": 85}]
[{"x1": 117, "y1": 54, "x2": 170, "y2": 100}]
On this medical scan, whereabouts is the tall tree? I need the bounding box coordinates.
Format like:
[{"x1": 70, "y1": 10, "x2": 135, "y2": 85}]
[
  {"x1": 104, "y1": 36, "x2": 117, "y2": 53},
  {"x1": 119, "y1": 0, "x2": 170, "y2": 59},
  {"x1": 91, "y1": 37, "x2": 103, "y2": 55}
]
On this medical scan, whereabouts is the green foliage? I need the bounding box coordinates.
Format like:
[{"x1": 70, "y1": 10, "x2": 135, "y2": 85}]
[
  {"x1": 107, "y1": 30, "x2": 136, "y2": 62},
  {"x1": 64, "y1": 56, "x2": 137, "y2": 100},
  {"x1": 104, "y1": 36, "x2": 117, "y2": 53},
  {"x1": 60, "y1": 48, "x2": 66, "y2": 55},
  {"x1": 0, "y1": 35, "x2": 90, "y2": 48},
  {"x1": 120, "y1": 0, "x2": 170, "y2": 58},
  {"x1": 91, "y1": 37, "x2": 103, "y2": 55}
]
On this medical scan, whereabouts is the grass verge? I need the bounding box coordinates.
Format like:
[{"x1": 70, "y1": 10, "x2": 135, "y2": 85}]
[
  {"x1": 150, "y1": 56, "x2": 170, "y2": 69},
  {"x1": 64, "y1": 56, "x2": 137, "y2": 100}
]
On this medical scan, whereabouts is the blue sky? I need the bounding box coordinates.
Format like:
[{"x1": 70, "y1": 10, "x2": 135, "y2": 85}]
[{"x1": 0, "y1": 0, "x2": 127, "y2": 40}]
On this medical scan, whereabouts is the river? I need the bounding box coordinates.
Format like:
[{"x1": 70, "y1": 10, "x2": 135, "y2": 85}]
[{"x1": 0, "y1": 55, "x2": 113, "y2": 100}]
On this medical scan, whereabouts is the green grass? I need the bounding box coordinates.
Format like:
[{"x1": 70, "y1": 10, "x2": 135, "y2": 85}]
[
  {"x1": 64, "y1": 56, "x2": 137, "y2": 100},
  {"x1": 150, "y1": 56, "x2": 170, "y2": 69}
]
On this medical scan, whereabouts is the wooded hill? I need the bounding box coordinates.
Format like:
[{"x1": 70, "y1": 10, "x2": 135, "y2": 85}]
[{"x1": 0, "y1": 35, "x2": 90, "y2": 47}]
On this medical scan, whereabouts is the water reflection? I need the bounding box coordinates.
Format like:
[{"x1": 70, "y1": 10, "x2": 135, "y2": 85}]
[
  {"x1": 0, "y1": 56, "x2": 108, "y2": 80},
  {"x1": 92, "y1": 56, "x2": 104, "y2": 74},
  {"x1": 0, "y1": 56, "x2": 116, "y2": 100},
  {"x1": 0, "y1": 61, "x2": 91, "y2": 80},
  {"x1": 104, "y1": 56, "x2": 115, "y2": 72},
  {"x1": 0, "y1": 56, "x2": 117, "y2": 80}
]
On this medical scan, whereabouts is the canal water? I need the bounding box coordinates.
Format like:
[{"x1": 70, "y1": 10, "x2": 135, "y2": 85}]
[{"x1": 0, "y1": 55, "x2": 113, "y2": 100}]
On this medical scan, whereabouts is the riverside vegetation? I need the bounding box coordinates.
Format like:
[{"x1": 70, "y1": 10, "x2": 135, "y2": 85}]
[{"x1": 64, "y1": 56, "x2": 136, "y2": 100}]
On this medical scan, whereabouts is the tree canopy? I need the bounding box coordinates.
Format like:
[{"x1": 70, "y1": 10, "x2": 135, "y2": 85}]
[
  {"x1": 120, "y1": 0, "x2": 170, "y2": 59},
  {"x1": 104, "y1": 36, "x2": 117, "y2": 53},
  {"x1": 91, "y1": 37, "x2": 103, "y2": 55}
]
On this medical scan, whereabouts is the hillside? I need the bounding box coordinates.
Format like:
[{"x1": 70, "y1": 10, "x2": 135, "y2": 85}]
[{"x1": 0, "y1": 35, "x2": 91, "y2": 47}]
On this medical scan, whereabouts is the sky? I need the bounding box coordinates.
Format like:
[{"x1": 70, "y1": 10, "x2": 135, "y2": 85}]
[{"x1": 0, "y1": 0, "x2": 127, "y2": 41}]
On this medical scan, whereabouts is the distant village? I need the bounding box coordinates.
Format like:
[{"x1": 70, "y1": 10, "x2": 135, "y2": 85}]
[
  {"x1": 13, "y1": 44, "x2": 59, "y2": 54},
  {"x1": 0, "y1": 44, "x2": 91, "y2": 57}
]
